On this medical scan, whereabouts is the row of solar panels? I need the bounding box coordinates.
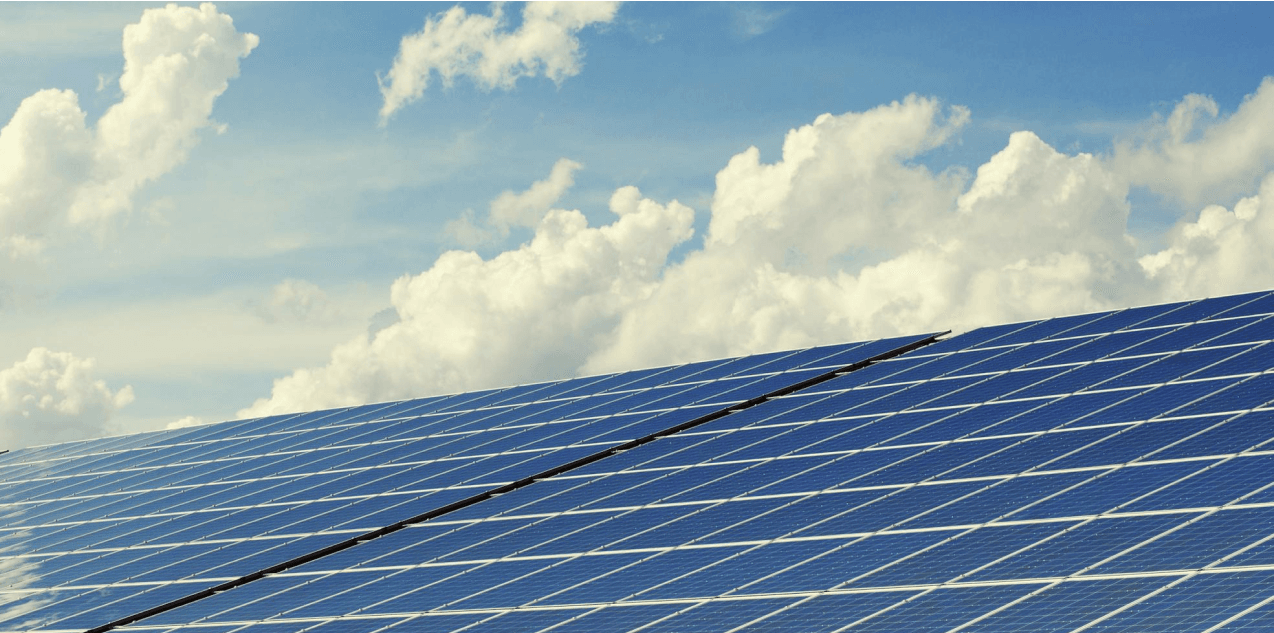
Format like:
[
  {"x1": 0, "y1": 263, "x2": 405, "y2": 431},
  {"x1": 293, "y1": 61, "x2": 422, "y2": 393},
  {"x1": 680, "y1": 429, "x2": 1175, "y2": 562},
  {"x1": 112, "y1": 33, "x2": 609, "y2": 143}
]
[{"x1": 1, "y1": 290, "x2": 1273, "y2": 632}]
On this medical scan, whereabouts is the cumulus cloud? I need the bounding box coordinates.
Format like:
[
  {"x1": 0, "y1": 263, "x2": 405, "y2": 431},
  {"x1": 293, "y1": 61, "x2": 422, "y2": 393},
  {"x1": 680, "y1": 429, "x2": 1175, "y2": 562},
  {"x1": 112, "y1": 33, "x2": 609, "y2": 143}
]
[
  {"x1": 0, "y1": 3, "x2": 256, "y2": 258},
  {"x1": 445, "y1": 158, "x2": 582, "y2": 246},
  {"x1": 378, "y1": 2, "x2": 620, "y2": 123},
  {"x1": 0, "y1": 348, "x2": 134, "y2": 451},
  {"x1": 248, "y1": 279, "x2": 341, "y2": 325},
  {"x1": 1114, "y1": 77, "x2": 1274, "y2": 206},
  {"x1": 240, "y1": 183, "x2": 693, "y2": 416},
  {"x1": 246, "y1": 78, "x2": 1274, "y2": 416},
  {"x1": 1140, "y1": 173, "x2": 1274, "y2": 300}
]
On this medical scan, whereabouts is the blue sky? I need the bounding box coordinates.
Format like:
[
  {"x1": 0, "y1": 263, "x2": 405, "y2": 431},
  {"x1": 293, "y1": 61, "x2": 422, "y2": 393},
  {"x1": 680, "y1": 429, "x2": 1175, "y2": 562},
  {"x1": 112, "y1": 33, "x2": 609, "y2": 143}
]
[{"x1": 2, "y1": 2, "x2": 1274, "y2": 449}]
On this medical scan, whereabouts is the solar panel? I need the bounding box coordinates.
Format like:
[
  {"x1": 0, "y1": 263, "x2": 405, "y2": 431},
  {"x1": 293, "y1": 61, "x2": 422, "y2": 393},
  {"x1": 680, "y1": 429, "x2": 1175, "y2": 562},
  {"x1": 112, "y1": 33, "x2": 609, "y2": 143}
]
[
  {"x1": 0, "y1": 335, "x2": 934, "y2": 632},
  {"x1": 4, "y1": 291, "x2": 1274, "y2": 632}
]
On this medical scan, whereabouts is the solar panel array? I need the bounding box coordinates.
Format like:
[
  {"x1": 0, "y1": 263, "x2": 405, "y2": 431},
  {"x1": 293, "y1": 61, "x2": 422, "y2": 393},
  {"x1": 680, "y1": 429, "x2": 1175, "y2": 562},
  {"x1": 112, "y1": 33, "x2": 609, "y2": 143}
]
[
  {"x1": 0, "y1": 335, "x2": 928, "y2": 633},
  {"x1": 3, "y1": 291, "x2": 1274, "y2": 633}
]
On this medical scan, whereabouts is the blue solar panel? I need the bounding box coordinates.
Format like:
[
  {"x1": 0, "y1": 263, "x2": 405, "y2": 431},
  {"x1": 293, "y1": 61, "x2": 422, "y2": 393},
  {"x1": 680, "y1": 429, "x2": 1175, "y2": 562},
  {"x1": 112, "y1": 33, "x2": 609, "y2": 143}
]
[
  {"x1": 0, "y1": 335, "x2": 932, "y2": 631},
  {"x1": 4, "y1": 294, "x2": 1274, "y2": 632}
]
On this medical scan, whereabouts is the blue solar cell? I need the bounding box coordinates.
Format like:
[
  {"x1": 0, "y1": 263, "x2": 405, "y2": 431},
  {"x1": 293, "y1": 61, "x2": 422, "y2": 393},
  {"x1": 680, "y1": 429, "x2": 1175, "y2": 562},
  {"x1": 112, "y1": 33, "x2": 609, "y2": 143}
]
[
  {"x1": 1191, "y1": 343, "x2": 1274, "y2": 380},
  {"x1": 1026, "y1": 329, "x2": 1163, "y2": 367},
  {"x1": 669, "y1": 460, "x2": 824, "y2": 502},
  {"x1": 1082, "y1": 570, "x2": 1274, "y2": 633},
  {"x1": 1046, "y1": 418, "x2": 1221, "y2": 469},
  {"x1": 733, "y1": 591, "x2": 919, "y2": 632},
  {"x1": 851, "y1": 584, "x2": 1044, "y2": 632},
  {"x1": 42, "y1": 583, "x2": 209, "y2": 630},
  {"x1": 1062, "y1": 302, "x2": 1192, "y2": 338},
  {"x1": 921, "y1": 322, "x2": 1037, "y2": 355},
  {"x1": 791, "y1": 412, "x2": 947, "y2": 453},
  {"x1": 1152, "y1": 411, "x2": 1274, "y2": 459},
  {"x1": 523, "y1": 506, "x2": 697, "y2": 556},
  {"x1": 369, "y1": 561, "x2": 544, "y2": 613},
  {"x1": 854, "y1": 523, "x2": 1063, "y2": 588},
  {"x1": 880, "y1": 347, "x2": 1008, "y2": 383},
  {"x1": 984, "y1": 313, "x2": 1108, "y2": 347},
  {"x1": 454, "y1": 552, "x2": 648, "y2": 609},
  {"x1": 1172, "y1": 373, "x2": 1274, "y2": 417},
  {"x1": 1144, "y1": 294, "x2": 1270, "y2": 328},
  {"x1": 699, "y1": 490, "x2": 889, "y2": 544},
  {"x1": 905, "y1": 471, "x2": 1095, "y2": 528},
  {"x1": 961, "y1": 576, "x2": 1172, "y2": 632},
  {"x1": 458, "y1": 609, "x2": 581, "y2": 632},
  {"x1": 544, "y1": 547, "x2": 748, "y2": 605},
  {"x1": 1011, "y1": 461, "x2": 1213, "y2": 520},
  {"x1": 969, "y1": 515, "x2": 1191, "y2": 581},
  {"x1": 758, "y1": 446, "x2": 926, "y2": 494},
  {"x1": 925, "y1": 368, "x2": 1071, "y2": 407},
  {"x1": 556, "y1": 470, "x2": 721, "y2": 517},
  {"x1": 757, "y1": 341, "x2": 867, "y2": 372},
  {"x1": 820, "y1": 335, "x2": 937, "y2": 367},
  {"x1": 686, "y1": 349, "x2": 801, "y2": 382},
  {"x1": 443, "y1": 512, "x2": 607, "y2": 562},
  {"x1": 960, "y1": 340, "x2": 1083, "y2": 373},
  {"x1": 639, "y1": 598, "x2": 801, "y2": 632},
  {"x1": 1206, "y1": 315, "x2": 1274, "y2": 346},
  {"x1": 1100, "y1": 347, "x2": 1248, "y2": 388},
  {"x1": 1096, "y1": 507, "x2": 1274, "y2": 574},
  {"x1": 602, "y1": 499, "x2": 792, "y2": 550},
  {"x1": 306, "y1": 617, "x2": 419, "y2": 633},
  {"x1": 851, "y1": 438, "x2": 1019, "y2": 486},
  {"x1": 533, "y1": 603, "x2": 687, "y2": 633},
  {"x1": 637, "y1": 540, "x2": 837, "y2": 600},
  {"x1": 1118, "y1": 319, "x2": 1254, "y2": 356},
  {"x1": 1208, "y1": 291, "x2": 1274, "y2": 318},
  {"x1": 846, "y1": 376, "x2": 986, "y2": 415},
  {"x1": 1083, "y1": 379, "x2": 1241, "y2": 425},
  {"x1": 745, "y1": 531, "x2": 952, "y2": 594},
  {"x1": 970, "y1": 391, "x2": 1134, "y2": 436},
  {"x1": 891, "y1": 400, "x2": 1047, "y2": 445},
  {"x1": 796, "y1": 482, "x2": 987, "y2": 536},
  {"x1": 943, "y1": 427, "x2": 1120, "y2": 479},
  {"x1": 1128, "y1": 454, "x2": 1274, "y2": 510}
]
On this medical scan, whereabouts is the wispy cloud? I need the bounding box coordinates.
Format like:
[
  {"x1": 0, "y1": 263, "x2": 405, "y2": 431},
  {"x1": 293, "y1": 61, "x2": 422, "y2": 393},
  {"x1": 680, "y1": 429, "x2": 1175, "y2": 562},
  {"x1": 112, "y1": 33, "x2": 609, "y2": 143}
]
[{"x1": 378, "y1": 2, "x2": 621, "y2": 124}]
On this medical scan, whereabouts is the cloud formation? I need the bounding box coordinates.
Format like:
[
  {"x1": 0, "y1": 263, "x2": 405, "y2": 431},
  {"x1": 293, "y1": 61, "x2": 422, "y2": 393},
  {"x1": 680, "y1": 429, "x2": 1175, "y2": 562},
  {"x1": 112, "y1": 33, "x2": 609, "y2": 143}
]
[
  {"x1": 1114, "y1": 78, "x2": 1274, "y2": 207},
  {"x1": 246, "y1": 79, "x2": 1274, "y2": 416},
  {"x1": 378, "y1": 2, "x2": 620, "y2": 123},
  {"x1": 445, "y1": 158, "x2": 582, "y2": 246},
  {"x1": 242, "y1": 185, "x2": 694, "y2": 416},
  {"x1": 0, "y1": 348, "x2": 134, "y2": 451},
  {"x1": 0, "y1": 3, "x2": 257, "y2": 258}
]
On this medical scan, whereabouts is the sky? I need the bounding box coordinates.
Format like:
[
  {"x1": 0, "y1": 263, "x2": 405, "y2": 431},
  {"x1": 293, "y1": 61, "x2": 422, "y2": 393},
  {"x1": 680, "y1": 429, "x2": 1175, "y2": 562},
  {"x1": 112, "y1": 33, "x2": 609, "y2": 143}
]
[{"x1": 3, "y1": 2, "x2": 1274, "y2": 451}]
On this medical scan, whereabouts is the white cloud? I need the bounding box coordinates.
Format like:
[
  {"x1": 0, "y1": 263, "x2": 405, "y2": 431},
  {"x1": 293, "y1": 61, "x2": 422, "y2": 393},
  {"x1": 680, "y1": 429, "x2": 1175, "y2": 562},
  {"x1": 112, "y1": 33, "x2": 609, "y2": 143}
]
[
  {"x1": 246, "y1": 79, "x2": 1274, "y2": 416},
  {"x1": 1140, "y1": 173, "x2": 1274, "y2": 300},
  {"x1": 445, "y1": 158, "x2": 582, "y2": 246},
  {"x1": 378, "y1": 2, "x2": 620, "y2": 123},
  {"x1": 240, "y1": 183, "x2": 693, "y2": 416},
  {"x1": 0, "y1": 3, "x2": 257, "y2": 257},
  {"x1": 249, "y1": 279, "x2": 342, "y2": 325},
  {"x1": 1114, "y1": 77, "x2": 1274, "y2": 207},
  {"x1": 0, "y1": 348, "x2": 133, "y2": 451}
]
